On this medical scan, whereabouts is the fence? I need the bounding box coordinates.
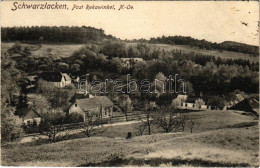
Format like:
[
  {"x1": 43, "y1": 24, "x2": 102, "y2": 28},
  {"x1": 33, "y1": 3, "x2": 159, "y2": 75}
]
[{"x1": 49, "y1": 111, "x2": 147, "y2": 134}]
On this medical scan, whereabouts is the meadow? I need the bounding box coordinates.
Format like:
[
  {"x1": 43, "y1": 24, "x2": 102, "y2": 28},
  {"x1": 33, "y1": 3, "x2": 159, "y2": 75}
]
[
  {"x1": 126, "y1": 43, "x2": 258, "y2": 63},
  {"x1": 2, "y1": 110, "x2": 258, "y2": 167},
  {"x1": 2, "y1": 42, "x2": 258, "y2": 62},
  {"x1": 1, "y1": 43, "x2": 84, "y2": 58}
]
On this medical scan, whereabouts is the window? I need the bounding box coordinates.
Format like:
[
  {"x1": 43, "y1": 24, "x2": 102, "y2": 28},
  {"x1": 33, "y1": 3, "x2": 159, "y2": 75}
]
[
  {"x1": 75, "y1": 104, "x2": 77, "y2": 107},
  {"x1": 96, "y1": 114, "x2": 98, "y2": 117},
  {"x1": 105, "y1": 112, "x2": 107, "y2": 116},
  {"x1": 27, "y1": 120, "x2": 31, "y2": 125}
]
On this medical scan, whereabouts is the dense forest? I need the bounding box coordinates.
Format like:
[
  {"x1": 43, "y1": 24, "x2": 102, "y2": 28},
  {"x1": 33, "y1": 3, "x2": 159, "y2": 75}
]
[{"x1": 1, "y1": 26, "x2": 115, "y2": 43}]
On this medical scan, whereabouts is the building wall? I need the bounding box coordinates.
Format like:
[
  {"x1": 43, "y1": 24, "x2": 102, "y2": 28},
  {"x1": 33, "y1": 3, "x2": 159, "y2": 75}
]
[
  {"x1": 68, "y1": 103, "x2": 114, "y2": 121},
  {"x1": 68, "y1": 103, "x2": 86, "y2": 121},
  {"x1": 65, "y1": 80, "x2": 71, "y2": 86},
  {"x1": 24, "y1": 117, "x2": 41, "y2": 125},
  {"x1": 201, "y1": 105, "x2": 207, "y2": 109}
]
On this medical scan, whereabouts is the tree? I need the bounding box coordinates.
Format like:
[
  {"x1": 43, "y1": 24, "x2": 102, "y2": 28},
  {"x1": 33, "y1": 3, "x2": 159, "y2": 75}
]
[
  {"x1": 207, "y1": 96, "x2": 226, "y2": 110},
  {"x1": 8, "y1": 41, "x2": 22, "y2": 53},
  {"x1": 56, "y1": 62, "x2": 69, "y2": 72},
  {"x1": 155, "y1": 106, "x2": 186, "y2": 133},
  {"x1": 195, "y1": 98, "x2": 205, "y2": 109},
  {"x1": 152, "y1": 72, "x2": 167, "y2": 95},
  {"x1": 178, "y1": 81, "x2": 194, "y2": 96},
  {"x1": 66, "y1": 113, "x2": 84, "y2": 123},
  {"x1": 118, "y1": 94, "x2": 132, "y2": 119},
  {"x1": 1, "y1": 103, "x2": 23, "y2": 142},
  {"x1": 39, "y1": 36, "x2": 44, "y2": 43},
  {"x1": 144, "y1": 102, "x2": 156, "y2": 135},
  {"x1": 31, "y1": 94, "x2": 51, "y2": 115},
  {"x1": 1, "y1": 51, "x2": 23, "y2": 142},
  {"x1": 84, "y1": 114, "x2": 96, "y2": 137},
  {"x1": 1, "y1": 52, "x2": 21, "y2": 105},
  {"x1": 23, "y1": 47, "x2": 31, "y2": 56},
  {"x1": 37, "y1": 80, "x2": 72, "y2": 108},
  {"x1": 71, "y1": 64, "x2": 81, "y2": 72}
]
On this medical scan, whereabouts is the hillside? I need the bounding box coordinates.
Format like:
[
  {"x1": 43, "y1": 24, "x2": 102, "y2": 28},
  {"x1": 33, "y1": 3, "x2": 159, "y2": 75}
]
[
  {"x1": 2, "y1": 42, "x2": 258, "y2": 62},
  {"x1": 1, "y1": 43, "x2": 84, "y2": 59},
  {"x1": 126, "y1": 43, "x2": 258, "y2": 63},
  {"x1": 2, "y1": 110, "x2": 258, "y2": 167}
]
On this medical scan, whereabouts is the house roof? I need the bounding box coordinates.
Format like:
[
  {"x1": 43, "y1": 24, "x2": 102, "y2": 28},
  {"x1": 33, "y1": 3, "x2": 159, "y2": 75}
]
[
  {"x1": 62, "y1": 73, "x2": 71, "y2": 81},
  {"x1": 235, "y1": 94, "x2": 245, "y2": 102},
  {"x1": 23, "y1": 109, "x2": 41, "y2": 120},
  {"x1": 176, "y1": 94, "x2": 188, "y2": 100},
  {"x1": 229, "y1": 97, "x2": 259, "y2": 115},
  {"x1": 75, "y1": 96, "x2": 113, "y2": 111},
  {"x1": 27, "y1": 75, "x2": 38, "y2": 82},
  {"x1": 40, "y1": 72, "x2": 63, "y2": 82},
  {"x1": 121, "y1": 58, "x2": 144, "y2": 62}
]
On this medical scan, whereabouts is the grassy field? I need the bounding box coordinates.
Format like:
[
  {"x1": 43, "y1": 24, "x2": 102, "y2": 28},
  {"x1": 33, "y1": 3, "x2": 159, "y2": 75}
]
[
  {"x1": 1, "y1": 110, "x2": 259, "y2": 167},
  {"x1": 1, "y1": 43, "x2": 84, "y2": 59},
  {"x1": 126, "y1": 43, "x2": 258, "y2": 63},
  {"x1": 2, "y1": 42, "x2": 257, "y2": 62}
]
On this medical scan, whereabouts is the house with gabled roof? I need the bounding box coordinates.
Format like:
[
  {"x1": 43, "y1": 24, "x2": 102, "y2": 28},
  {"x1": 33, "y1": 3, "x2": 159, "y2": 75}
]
[
  {"x1": 66, "y1": 96, "x2": 114, "y2": 121},
  {"x1": 22, "y1": 109, "x2": 41, "y2": 126},
  {"x1": 62, "y1": 73, "x2": 72, "y2": 86},
  {"x1": 228, "y1": 97, "x2": 259, "y2": 116},
  {"x1": 40, "y1": 72, "x2": 71, "y2": 88}
]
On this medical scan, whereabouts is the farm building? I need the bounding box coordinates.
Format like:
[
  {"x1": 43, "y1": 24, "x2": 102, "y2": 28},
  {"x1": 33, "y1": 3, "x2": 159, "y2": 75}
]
[
  {"x1": 40, "y1": 72, "x2": 71, "y2": 88},
  {"x1": 22, "y1": 109, "x2": 41, "y2": 126},
  {"x1": 62, "y1": 73, "x2": 72, "y2": 86},
  {"x1": 121, "y1": 58, "x2": 144, "y2": 68},
  {"x1": 174, "y1": 94, "x2": 188, "y2": 105},
  {"x1": 66, "y1": 96, "x2": 114, "y2": 121},
  {"x1": 228, "y1": 97, "x2": 259, "y2": 116}
]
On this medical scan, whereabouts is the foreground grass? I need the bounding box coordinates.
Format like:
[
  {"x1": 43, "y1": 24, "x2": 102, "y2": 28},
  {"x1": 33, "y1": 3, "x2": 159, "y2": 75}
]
[{"x1": 1, "y1": 110, "x2": 259, "y2": 167}]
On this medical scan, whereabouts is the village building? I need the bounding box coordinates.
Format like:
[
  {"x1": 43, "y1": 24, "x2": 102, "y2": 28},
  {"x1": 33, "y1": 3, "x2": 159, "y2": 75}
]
[
  {"x1": 62, "y1": 73, "x2": 72, "y2": 86},
  {"x1": 22, "y1": 109, "x2": 41, "y2": 126},
  {"x1": 228, "y1": 97, "x2": 259, "y2": 116},
  {"x1": 173, "y1": 95, "x2": 210, "y2": 110},
  {"x1": 72, "y1": 75, "x2": 80, "y2": 83},
  {"x1": 121, "y1": 58, "x2": 144, "y2": 68},
  {"x1": 174, "y1": 94, "x2": 188, "y2": 106},
  {"x1": 40, "y1": 72, "x2": 71, "y2": 88},
  {"x1": 66, "y1": 96, "x2": 114, "y2": 121}
]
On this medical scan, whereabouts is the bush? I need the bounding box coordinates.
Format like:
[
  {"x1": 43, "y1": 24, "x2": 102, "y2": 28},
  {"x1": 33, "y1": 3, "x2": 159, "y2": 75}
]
[
  {"x1": 65, "y1": 113, "x2": 84, "y2": 123},
  {"x1": 1, "y1": 105, "x2": 23, "y2": 142}
]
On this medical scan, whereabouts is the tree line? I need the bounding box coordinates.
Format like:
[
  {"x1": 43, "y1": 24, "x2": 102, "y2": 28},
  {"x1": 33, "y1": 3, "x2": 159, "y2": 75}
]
[
  {"x1": 148, "y1": 36, "x2": 259, "y2": 56},
  {"x1": 1, "y1": 26, "x2": 115, "y2": 43}
]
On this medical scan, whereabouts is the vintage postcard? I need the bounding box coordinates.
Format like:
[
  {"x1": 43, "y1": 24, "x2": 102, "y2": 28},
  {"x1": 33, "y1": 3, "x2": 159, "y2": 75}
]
[{"x1": 1, "y1": 0, "x2": 259, "y2": 167}]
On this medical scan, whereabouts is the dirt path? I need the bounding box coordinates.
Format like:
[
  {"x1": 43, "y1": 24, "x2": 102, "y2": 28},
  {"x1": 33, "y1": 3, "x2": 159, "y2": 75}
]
[{"x1": 19, "y1": 120, "x2": 141, "y2": 143}]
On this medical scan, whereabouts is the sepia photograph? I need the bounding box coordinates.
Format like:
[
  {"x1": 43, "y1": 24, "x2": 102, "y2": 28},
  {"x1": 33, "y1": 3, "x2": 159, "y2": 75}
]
[{"x1": 1, "y1": 1, "x2": 259, "y2": 167}]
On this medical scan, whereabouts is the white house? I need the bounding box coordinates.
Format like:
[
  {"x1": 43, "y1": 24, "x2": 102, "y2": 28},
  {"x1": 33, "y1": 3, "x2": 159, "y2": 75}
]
[
  {"x1": 22, "y1": 109, "x2": 41, "y2": 126},
  {"x1": 66, "y1": 96, "x2": 114, "y2": 121},
  {"x1": 40, "y1": 72, "x2": 71, "y2": 88},
  {"x1": 62, "y1": 73, "x2": 72, "y2": 86}
]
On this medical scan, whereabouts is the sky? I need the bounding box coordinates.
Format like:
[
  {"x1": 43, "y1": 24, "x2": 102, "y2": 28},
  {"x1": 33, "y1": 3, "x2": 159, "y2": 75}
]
[{"x1": 1, "y1": 1, "x2": 259, "y2": 45}]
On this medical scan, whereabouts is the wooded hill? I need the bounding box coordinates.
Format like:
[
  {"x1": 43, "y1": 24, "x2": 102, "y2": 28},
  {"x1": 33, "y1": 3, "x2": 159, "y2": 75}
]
[
  {"x1": 1, "y1": 26, "x2": 259, "y2": 56},
  {"x1": 1, "y1": 26, "x2": 115, "y2": 43}
]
